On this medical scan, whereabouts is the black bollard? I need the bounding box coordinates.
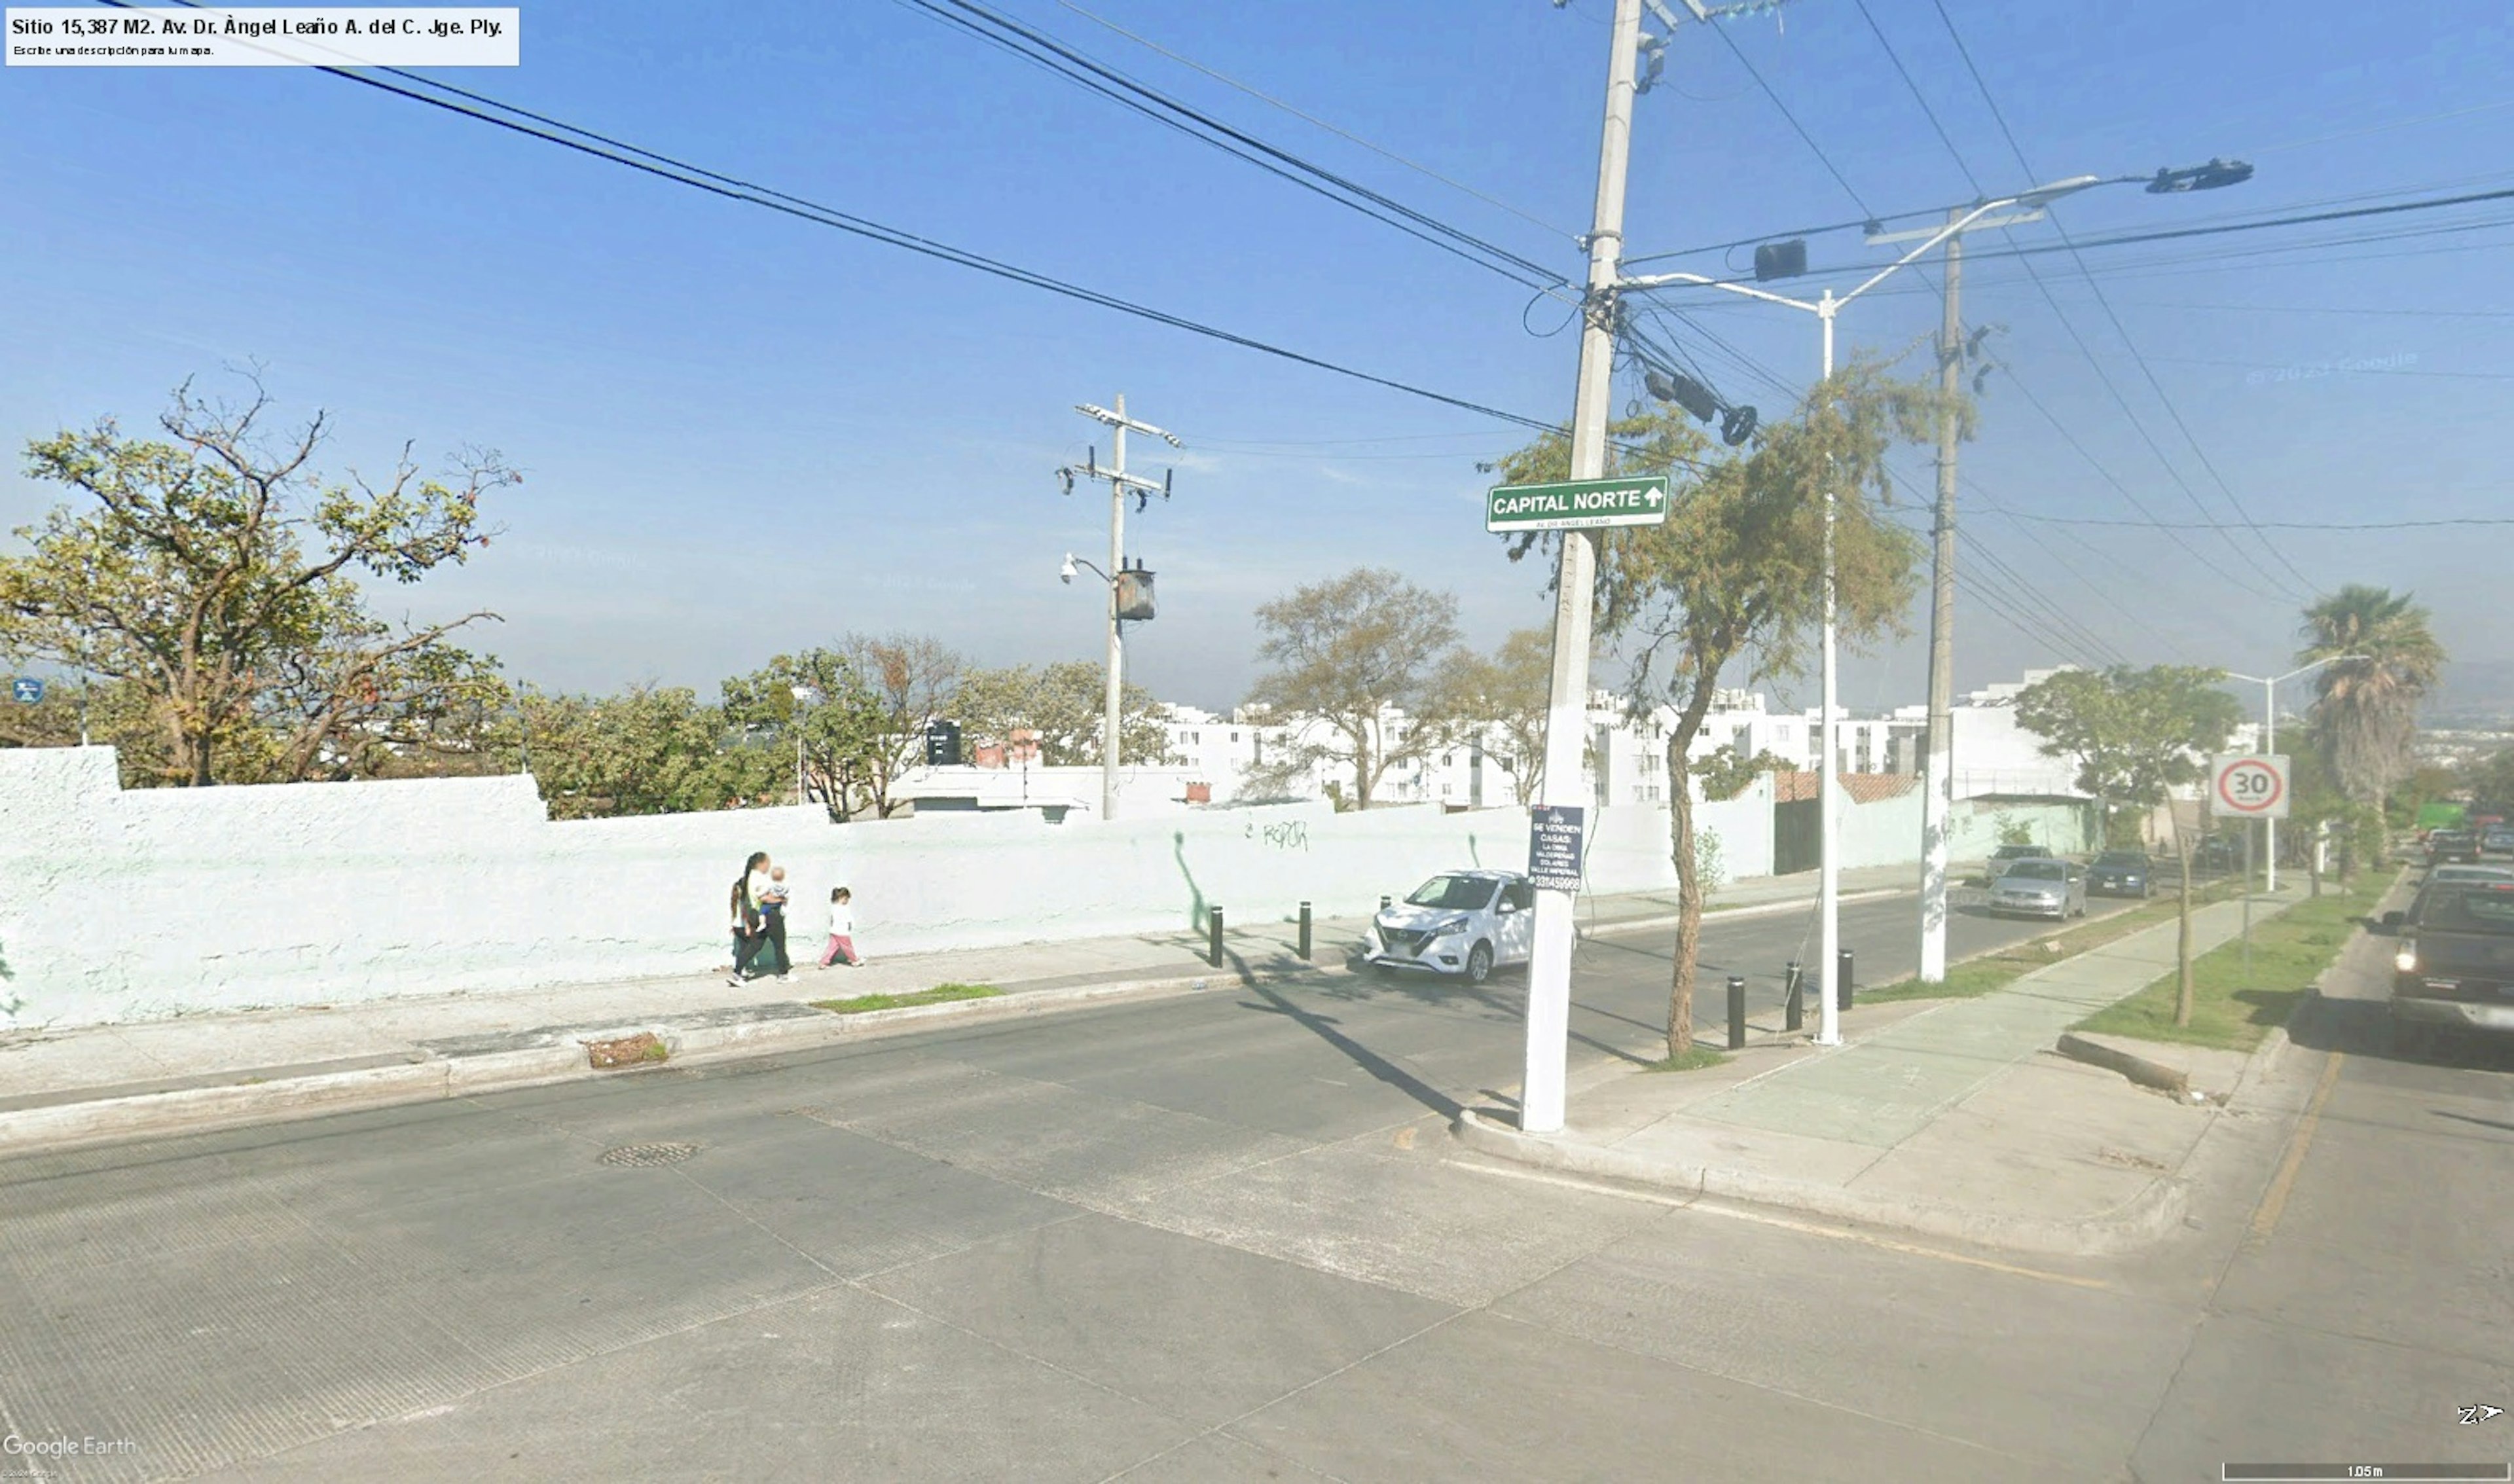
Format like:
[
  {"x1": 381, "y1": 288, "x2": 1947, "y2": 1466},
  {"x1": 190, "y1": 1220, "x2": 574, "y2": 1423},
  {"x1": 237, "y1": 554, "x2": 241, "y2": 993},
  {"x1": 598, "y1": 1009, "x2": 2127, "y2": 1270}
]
[
  {"x1": 1784, "y1": 961, "x2": 1803, "y2": 1032},
  {"x1": 1727, "y1": 975, "x2": 1747, "y2": 1051},
  {"x1": 1209, "y1": 906, "x2": 1226, "y2": 968},
  {"x1": 1298, "y1": 901, "x2": 1313, "y2": 961},
  {"x1": 1836, "y1": 947, "x2": 1854, "y2": 1010},
  {"x1": 1379, "y1": 895, "x2": 1392, "y2": 912}
]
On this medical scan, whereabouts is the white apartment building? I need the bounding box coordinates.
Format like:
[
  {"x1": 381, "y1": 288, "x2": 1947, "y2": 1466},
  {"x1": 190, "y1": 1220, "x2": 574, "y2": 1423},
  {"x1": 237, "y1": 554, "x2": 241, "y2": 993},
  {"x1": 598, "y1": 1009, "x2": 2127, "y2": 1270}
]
[{"x1": 1125, "y1": 666, "x2": 2115, "y2": 814}]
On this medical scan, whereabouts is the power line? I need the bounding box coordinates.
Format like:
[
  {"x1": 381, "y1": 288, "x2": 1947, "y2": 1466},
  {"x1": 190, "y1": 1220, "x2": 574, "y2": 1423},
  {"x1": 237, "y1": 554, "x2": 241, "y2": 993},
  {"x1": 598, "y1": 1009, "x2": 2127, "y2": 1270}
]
[
  {"x1": 1051, "y1": 0, "x2": 1579, "y2": 240},
  {"x1": 1706, "y1": 22, "x2": 1874, "y2": 215},
  {"x1": 1925, "y1": 0, "x2": 2322, "y2": 600},
  {"x1": 1629, "y1": 32, "x2": 2301, "y2": 610},
  {"x1": 1848, "y1": 0, "x2": 1982, "y2": 194},
  {"x1": 96, "y1": 12, "x2": 1563, "y2": 435},
  {"x1": 900, "y1": 0, "x2": 1569, "y2": 293}
]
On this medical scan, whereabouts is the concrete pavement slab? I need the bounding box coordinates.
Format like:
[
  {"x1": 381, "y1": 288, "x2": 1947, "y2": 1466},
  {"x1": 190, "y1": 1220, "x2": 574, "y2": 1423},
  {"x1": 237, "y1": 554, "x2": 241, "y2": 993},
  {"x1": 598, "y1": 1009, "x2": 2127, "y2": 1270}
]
[
  {"x1": 1110, "y1": 1138, "x2": 1660, "y2": 1309},
  {"x1": 1227, "y1": 1307, "x2": 2062, "y2": 1484},
  {"x1": 786, "y1": 1051, "x2": 1314, "y2": 1209},
  {"x1": 191, "y1": 1283, "x2": 1199, "y2": 1484},
  {"x1": 1485, "y1": 1203, "x2": 2198, "y2": 1472},
  {"x1": 862, "y1": 1211, "x2": 1456, "y2": 1430},
  {"x1": 2128, "y1": 1307, "x2": 2514, "y2": 1484}
]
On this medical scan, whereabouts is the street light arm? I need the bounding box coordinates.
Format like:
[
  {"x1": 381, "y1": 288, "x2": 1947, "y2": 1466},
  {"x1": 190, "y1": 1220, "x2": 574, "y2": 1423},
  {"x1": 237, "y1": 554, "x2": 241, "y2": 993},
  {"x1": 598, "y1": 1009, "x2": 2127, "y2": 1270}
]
[
  {"x1": 1616, "y1": 268, "x2": 1822, "y2": 314},
  {"x1": 1836, "y1": 196, "x2": 2020, "y2": 308},
  {"x1": 1065, "y1": 555, "x2": 1114, "y2": 585}
]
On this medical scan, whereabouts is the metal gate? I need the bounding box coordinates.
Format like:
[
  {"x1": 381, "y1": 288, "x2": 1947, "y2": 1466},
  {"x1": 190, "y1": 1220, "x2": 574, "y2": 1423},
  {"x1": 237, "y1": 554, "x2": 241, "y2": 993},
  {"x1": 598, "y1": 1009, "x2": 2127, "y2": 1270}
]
[{"x1": 1774, "y1": 797, "x2": 1821, "y2": 875}]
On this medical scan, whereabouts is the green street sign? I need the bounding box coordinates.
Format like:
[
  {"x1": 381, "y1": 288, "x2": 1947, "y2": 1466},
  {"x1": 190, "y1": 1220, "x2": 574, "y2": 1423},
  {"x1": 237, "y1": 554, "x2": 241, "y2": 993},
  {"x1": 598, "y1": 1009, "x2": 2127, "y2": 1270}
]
[{"x1": 1485, "y1": 475, "x2": 1670, "y2": 532}]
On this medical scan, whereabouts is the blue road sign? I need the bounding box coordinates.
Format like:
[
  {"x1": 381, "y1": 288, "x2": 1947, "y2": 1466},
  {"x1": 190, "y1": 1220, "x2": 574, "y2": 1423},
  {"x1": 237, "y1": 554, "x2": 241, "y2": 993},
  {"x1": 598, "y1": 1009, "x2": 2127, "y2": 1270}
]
[{"x1": 9, "y1": 677, "x2": 43, "y2": 706}]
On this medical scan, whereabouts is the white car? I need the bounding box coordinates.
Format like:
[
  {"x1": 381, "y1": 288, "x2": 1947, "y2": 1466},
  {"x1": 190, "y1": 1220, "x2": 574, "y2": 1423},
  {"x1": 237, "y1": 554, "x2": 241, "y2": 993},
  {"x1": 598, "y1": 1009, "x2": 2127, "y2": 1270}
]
[
  {"x1": 2428, "y1": 863, "x2": 2514, "y2": 888},
  {"x1": 1364, "y1": 871, "x2": 1535, "y2": 985}
]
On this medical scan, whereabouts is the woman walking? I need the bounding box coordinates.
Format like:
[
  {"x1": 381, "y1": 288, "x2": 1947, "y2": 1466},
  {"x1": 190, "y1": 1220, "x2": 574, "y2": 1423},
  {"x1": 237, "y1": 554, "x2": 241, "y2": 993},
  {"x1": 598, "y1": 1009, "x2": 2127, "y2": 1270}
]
[{"x1": 727, "y1": 850, "x2": 771, "y2": 985}]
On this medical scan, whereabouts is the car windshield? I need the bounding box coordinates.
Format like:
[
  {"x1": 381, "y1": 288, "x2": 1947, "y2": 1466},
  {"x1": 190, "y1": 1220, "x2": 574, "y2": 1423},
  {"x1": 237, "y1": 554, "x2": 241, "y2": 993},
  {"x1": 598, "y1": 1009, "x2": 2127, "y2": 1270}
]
[
  {"x1": 1995, "y1": 845, "x2": 2042, "y2": 858},
  {"x1": 1405, "y1": 875, "x2": 1495, "y2": 911},
  {"x1": 2094, "y1": 853, "x2": 2147, "y2": 867},
  {"x1": 2006, "y1": 861, "x2": 2065, "y2": 881},
  {"x1": 2417, "y1": 887, "x2": 2514, "y2": 935},
  {"x1": 2434, "y1": 832, "x2": 2473, "y2": 844},
  {"x1": 2433, "y1": 867, "x2": 2513, "y2": 883}
]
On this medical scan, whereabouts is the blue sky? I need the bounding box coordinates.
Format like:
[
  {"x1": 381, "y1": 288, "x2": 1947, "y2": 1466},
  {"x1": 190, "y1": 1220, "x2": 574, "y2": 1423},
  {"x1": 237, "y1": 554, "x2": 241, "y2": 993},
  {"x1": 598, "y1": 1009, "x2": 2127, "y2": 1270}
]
[{"x1": 3, "y1": 0, "x2": 2508, "y2": 714}]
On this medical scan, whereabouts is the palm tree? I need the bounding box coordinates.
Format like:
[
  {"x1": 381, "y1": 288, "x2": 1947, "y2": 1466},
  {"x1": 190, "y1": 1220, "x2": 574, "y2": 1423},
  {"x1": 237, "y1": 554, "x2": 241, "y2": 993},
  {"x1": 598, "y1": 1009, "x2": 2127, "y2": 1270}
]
[{"x1": 2299, "y1": 585, "x2": 2445, "y2": 822}]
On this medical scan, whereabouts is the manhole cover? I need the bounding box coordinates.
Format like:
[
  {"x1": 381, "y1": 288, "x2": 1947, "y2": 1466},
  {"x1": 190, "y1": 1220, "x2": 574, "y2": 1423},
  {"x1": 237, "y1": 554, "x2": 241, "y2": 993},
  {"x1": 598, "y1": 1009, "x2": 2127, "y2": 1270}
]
[{"x1": 600, "y1": 1141, "x2": 699, "y2": 1168}]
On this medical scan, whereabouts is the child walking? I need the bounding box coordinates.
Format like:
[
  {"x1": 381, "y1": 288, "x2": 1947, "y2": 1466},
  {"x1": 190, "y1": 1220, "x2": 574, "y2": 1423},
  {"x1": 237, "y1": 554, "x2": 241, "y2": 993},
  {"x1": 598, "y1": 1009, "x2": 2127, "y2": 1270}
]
[{"x1": 818, "y1": 886, "x2": 863, "y2": 968}]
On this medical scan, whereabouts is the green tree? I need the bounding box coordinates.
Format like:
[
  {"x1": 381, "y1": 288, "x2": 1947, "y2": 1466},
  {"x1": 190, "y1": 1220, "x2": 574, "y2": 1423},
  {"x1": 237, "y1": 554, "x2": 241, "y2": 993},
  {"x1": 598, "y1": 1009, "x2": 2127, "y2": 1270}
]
[
  {"x1": 0, "y1": 378, "x2": 511, "y2": 786},
  {"x1": 2014, "y1": 665, "x2": 2242, "y2": 1025},
  {"x1": 1497, "y1": 359, "x2": 1942, "y2": 1057},
  {"x1": 1447, "y1": 626, "x2": 1554, "y2": 804},
  {"x1": 1693, "y1": 742, "x2": 1791, "y2": 803},
  {"x1": 2299, "y1": 585, "x2": 2445, "y2": 824},
  {"x1": 1243, "y1": 568, "x2": 1466, "y2": 810},
  {"x1": 950, "y1": 661, "x2": 1173, "y2": 768},
  {"x1": 719, "y1": 650, "x2": 897, "y2": 818},
  {"x1": 507, "y1": 684, "x2": 777, "y2": 820}
]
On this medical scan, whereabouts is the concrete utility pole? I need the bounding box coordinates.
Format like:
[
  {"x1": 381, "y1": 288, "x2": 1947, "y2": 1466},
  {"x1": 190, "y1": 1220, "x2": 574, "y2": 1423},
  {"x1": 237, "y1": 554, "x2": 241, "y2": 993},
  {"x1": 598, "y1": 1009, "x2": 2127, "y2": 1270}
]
[
  {"x1": 1918, "y1": 211, "x2": 1964, "y2": 984},
  {"x1": 1061, "y1": 397, "x2": 1180, "y2": 822},
  {"x1": 1521, "y1": 0, "x2": 1642, "y2": 1136}
]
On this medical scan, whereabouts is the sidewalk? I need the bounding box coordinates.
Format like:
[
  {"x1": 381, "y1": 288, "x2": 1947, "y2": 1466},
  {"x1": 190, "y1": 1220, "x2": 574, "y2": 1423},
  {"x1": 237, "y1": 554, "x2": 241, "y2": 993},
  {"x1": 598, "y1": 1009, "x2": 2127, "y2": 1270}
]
[
  {"x1": 0, "y1": 868, "x2": 1903, "y2": 1157},
  {"x1": 1458, "y1": 884, "x2": 2316, "y2": 1256}
]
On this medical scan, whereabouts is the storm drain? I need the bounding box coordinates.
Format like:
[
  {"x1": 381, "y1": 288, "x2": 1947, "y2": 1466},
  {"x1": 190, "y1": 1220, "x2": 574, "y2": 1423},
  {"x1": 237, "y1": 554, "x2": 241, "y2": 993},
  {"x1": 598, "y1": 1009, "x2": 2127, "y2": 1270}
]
[{"x1": 599, "y1": 1141, "x2": 699, "y2": 1168}]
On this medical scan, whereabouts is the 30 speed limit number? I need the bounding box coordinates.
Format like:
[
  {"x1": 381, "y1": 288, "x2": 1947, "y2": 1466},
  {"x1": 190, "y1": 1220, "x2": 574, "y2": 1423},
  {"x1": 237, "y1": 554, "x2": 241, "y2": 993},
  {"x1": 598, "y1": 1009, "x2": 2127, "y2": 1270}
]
[{"x1": 2211, "y1": 754, "x2": 2289, "y2": 820}]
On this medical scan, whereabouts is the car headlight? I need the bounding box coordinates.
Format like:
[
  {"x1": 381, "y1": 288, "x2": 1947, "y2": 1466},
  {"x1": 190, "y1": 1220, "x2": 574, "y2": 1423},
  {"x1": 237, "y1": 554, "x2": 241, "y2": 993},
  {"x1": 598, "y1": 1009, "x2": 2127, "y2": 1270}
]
[
  {"x1": 1430, "y1": 915, "x2": 1471, "y2": 937},
  {"x1": 2394, "y1": 941, "x2": 2418, "y2": 973}
]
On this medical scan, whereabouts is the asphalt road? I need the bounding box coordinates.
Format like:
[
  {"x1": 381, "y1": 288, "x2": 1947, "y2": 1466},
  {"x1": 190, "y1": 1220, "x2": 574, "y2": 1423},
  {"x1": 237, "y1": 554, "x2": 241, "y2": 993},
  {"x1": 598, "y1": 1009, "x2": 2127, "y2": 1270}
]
[{"x1": 1, "y1": 881, "x2": 2503, "y2": 1482}]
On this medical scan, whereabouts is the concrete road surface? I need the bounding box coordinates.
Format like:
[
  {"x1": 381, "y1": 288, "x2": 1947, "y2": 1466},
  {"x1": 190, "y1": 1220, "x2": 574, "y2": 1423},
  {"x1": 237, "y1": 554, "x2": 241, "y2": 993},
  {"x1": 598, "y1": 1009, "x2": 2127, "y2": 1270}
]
[{"x1": 2, "y1": 884, "x2": 2504, "y2": 1482}]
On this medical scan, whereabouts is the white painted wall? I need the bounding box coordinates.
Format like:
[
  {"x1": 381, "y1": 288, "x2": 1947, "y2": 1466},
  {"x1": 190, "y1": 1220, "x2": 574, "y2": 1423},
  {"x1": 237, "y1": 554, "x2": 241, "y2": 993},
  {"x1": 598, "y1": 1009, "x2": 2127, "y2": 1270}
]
[
  {"x1": 3, "y1": 748, "x2": 1606, "y2": 1029},
  {"x1": 0, "y1": 746, "x2": 2092, "y2": 1030}
]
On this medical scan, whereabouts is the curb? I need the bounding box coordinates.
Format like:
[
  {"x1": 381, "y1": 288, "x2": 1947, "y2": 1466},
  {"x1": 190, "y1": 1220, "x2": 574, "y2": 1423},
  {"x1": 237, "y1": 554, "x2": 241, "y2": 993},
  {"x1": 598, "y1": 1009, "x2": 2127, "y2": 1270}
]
[
  {"x1": 0, "y1": 962, "x2": 1347, "y2": 1160},
  {"x1": 1451, "y1": 1108, "x2": 2187, "y2": 1258}
]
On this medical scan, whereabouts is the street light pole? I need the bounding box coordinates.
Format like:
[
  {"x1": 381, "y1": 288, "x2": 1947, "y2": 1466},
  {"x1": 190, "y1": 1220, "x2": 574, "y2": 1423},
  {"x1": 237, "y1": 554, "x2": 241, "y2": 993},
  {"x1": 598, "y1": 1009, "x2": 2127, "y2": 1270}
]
[
  {"x1": 2227, "y1": 656, "x2": 2363, "y2": 892},
  {"x1": 1520, "y1": 0, "x2": 1641, "y2": 1136},
  {"x1": 1920, "y1": 209, "x2": 1964, "y2": 985},
  {"x1": 1625, "y1": 163, "x2": 2250, "y2": 1001},
  {"x1": 1627, "y1": 191, "x2": 2054, "y2": 1046}
]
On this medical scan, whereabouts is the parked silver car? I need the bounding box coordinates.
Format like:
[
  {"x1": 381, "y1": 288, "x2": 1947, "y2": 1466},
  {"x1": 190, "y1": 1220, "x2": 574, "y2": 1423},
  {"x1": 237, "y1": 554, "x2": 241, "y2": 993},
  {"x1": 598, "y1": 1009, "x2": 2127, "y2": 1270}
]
[{"x1": 1986, "y1": 858, "x2": 2086, "y2": 920}]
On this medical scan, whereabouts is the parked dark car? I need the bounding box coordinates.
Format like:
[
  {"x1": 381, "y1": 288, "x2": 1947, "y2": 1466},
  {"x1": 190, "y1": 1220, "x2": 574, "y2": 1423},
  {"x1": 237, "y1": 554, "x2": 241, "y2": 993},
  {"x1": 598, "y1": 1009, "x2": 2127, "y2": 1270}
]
[
  {"x1": 2087, "y1": 850, "x2": 2153, "y2": 897},
  {"x1": 2386, "y1": 879, "x2": 2514, "y2": 1052},
  {"x1": 2193, "y1": 835, "x2": 2241, "y2": 871},
  {"x1": 2481, "y1": 825, "x2": 2514, "y2": 859},
  {"x1": 2428, "y1": 829, "x2": 2481, "y2": 865}
]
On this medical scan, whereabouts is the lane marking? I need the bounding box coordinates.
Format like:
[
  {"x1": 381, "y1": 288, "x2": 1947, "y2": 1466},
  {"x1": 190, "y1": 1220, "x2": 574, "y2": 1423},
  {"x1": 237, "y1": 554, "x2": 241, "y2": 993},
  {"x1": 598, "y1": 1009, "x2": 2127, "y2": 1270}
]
[
  {"x1": 2247, "y1": 1047, "x2": 2345, "y2": 1250},
  {"x1": 1441, "y1": 1157, "x2": 2114, "y2": 1290}
]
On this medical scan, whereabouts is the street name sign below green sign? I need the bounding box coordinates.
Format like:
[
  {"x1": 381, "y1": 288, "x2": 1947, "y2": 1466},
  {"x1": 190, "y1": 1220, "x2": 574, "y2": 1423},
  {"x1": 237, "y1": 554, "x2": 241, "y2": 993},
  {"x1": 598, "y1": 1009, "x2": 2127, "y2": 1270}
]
[{"x1": 1485, "y1": 475, "x2": 1670, "y2": 533}]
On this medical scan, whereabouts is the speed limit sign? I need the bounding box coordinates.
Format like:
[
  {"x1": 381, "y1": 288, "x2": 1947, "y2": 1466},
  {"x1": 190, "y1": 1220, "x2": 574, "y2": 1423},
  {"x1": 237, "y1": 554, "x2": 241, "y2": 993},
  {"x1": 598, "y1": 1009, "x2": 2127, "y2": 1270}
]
[{"x1": 2211, "y1": 754, "x2": 2289, "y2": 820}]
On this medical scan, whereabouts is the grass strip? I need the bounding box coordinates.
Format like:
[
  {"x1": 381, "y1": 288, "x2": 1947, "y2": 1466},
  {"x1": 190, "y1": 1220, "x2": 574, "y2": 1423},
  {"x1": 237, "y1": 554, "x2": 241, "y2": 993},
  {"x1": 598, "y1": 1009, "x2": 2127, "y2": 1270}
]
[
  {"x1": 2073, "y1": 878, "x2": 2388, "y2": 1051},
  {"x1": 1857, "y1": 880, "x2": 2246, "y2": 1005},
  {"x1": 812, "y1": 983, "x2": 1000, "y2": 1015},
  {"x1": 1642, "y1": 1044, "x2": 1730, "y2": 1073}
]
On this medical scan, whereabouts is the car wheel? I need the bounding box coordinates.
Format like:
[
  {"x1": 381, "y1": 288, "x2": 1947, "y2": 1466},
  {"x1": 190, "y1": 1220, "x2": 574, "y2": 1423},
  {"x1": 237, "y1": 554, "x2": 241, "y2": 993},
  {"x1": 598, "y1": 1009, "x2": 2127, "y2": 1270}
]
[{"x1": 1465, "y1": 942, "x2": 1493, "y2": 985}]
